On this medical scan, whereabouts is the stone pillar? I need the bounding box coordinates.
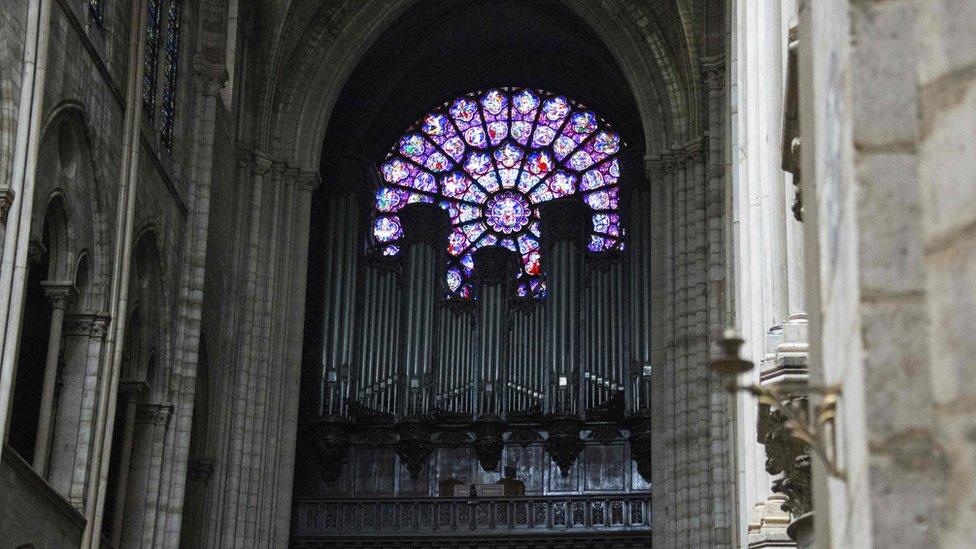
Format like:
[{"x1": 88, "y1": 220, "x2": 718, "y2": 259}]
[
  {"x1": 270, "y1": 170, "x2": 320, "y2": 547},
  {"x1": 110, "y1": 382, "x2": 145, "y2": 548},
  {"x1": 152, "y1": 59, "x2": 229, "y2": 549},
  {"x1": 122, "y1": 403, "x2": 173, "y2": 548},
  {"x1": 32, "y1": 281, "x2": 74, "y2": 472},
  {"x1": 49, "y1": 312, "x2": 110, "y2": 510}
]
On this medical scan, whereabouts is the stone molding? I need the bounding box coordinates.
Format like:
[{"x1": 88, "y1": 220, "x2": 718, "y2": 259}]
[{"x1": 63, "y1": 312, "x2": 112, "y2": 338}]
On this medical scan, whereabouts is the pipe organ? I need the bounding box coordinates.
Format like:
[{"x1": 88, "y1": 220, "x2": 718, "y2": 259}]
[
  {"x1": 302, "y1": 84, "x2": 655, "y2": 502},
  {"x1": 305, "y1": 176, "x2": 655, "y2": 492}
]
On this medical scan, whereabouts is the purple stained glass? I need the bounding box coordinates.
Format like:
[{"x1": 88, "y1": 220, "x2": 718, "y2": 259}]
[
  {"x1": 485, "y1": 192, "x2": 531, "y2": 234},
  {"x1": 374, "y1": 87, "x2": 626, "y2": 299},
  {"x1": 374, "y1": 216, "x2": 402, "y2": 243},
  {"x1": 376, "y1": 188, "x2": 405, "y2": 212},
  {"x1": 548, "y1": 171, "x2": 577, "y2": 198}
]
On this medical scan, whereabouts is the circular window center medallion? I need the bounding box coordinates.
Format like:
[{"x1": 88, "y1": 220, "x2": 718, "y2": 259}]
[{"x1": 485, "y1": 191, "x2": 531, "y2": 234}]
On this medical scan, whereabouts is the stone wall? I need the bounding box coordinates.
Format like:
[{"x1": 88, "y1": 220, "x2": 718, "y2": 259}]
[
  {"x1": 1, "y1": 445, "x2": 85, "y2": 549},
  {"x1": 914, "y1": 1, "x2": 976, "y2": 544},
  {"x1": 800, "y1": 0, "x2": 976, "y2": 547}
]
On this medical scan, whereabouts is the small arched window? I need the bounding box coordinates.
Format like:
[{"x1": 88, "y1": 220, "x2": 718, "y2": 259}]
[{"x1": 372, "y1": 88, "x2": 625, "y2": 300}]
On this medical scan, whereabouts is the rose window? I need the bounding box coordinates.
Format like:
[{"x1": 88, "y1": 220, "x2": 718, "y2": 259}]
[{"x1": 372, "y1": 87, "x2": 626, "y2": 300}]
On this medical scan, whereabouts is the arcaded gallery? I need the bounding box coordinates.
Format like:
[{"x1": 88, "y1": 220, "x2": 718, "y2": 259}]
[{"x1": 2, "y1": 1, "x2": 976, "y2": 548}]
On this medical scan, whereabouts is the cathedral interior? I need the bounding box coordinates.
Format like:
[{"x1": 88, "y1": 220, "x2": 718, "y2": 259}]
[{"x1": 1, "y1": 1, "x2": 975, "y2": 548}]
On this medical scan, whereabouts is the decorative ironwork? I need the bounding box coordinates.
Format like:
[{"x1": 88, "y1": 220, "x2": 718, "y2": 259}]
[
  {"x1": 544, "y1": 414, "x2": 585, "y2": 477},
  {"x1": 708, "y1": 329, "x2": 844, "y2": 479},
  {"x1": 307, "y1": 416, "x2": 353, "y2": 484},
  {"x1": 472, "y1": 416, "x2": 507, "y2": 471},
  {"x1": 160, "y1": 0, "x2": 182, "y2": 150},
  {"x1": 395, "y1": 416, "x2": 433, "y2": 479}
]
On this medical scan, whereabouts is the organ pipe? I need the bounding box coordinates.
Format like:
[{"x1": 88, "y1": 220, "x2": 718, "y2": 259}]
[
  {"x1": 477, "y1": 283, "x2": 508, "y2": 416},
  {"x1": 357, "y1": 266, "x2": 401, "y2": 414},
  {"x1": 508, "y1": 306, "x2": 546, "y2": 413},
  {"x1": 545, "y1": 238, "x2": 581, "y2": 414},
  {"x1": 401, "y1": 242, "x2": 438, "y2": 414},
  {"x1": 628, "y1": 187, "x2": 654, "y2": 411},
  {"x1": 436, "y1": 306, "x2": 474, "y2": 415},
  {"x1": 319, "y1": 193, "x2": 359, "y2": 415}
]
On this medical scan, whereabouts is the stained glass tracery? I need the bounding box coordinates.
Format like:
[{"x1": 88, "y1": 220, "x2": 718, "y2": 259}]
[
  {"x1": 160, "y1": 0, "x2": 182, "y2": 151},
  {"x1": 88, "y1": 0, "x2": 105, "y2": 28},
  {"x1": 373, "y1": 88, "x2": 626, "y2": 300},
  {"x1": 142, "y1": 0, "x2": 162, "y2": 122}
]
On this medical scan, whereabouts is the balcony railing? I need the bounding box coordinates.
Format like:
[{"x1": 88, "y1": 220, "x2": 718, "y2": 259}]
[{"x1": 291, "y1": 494, "x2": 651, "y2": 539}]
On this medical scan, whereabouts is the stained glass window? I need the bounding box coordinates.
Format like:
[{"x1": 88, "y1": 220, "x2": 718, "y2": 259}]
[
  {"x1": 160, "y1": 0, "x2": 182, "y2": 151},
  {"x1": 142, "y1": 0, "x2": 162, "y2": 122},
  {"x1": 372, "y1": 88, "x2": 626, "y2": 301},
  {"x1": 88, "y1": 0, "x2": 105, "y2": 28}
]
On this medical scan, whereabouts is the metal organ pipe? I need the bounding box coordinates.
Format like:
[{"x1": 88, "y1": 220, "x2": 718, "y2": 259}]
[
  {"x1": 401, "y1": 242, "x2": 437, "y2": 415},
  {"x1": 628, "y1": 186, "x2": 654, "y2": 411},
  {"x1": 319, "y1": 194, "x2": 360, "y2": 415},
  {"x1": 545, "y1": 238, "x2": 581, "y2": 414},
  {"x1": 437, "y1": 306, "x2": 475, "y2": 414},
  {"x1": 477, "y1": 283, "x2": 507, "y2": 416}
]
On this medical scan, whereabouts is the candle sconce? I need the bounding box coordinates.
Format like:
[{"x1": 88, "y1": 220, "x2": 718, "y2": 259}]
[{"x1": 709, "y1": 329, "x2": 845, "y2": 480}]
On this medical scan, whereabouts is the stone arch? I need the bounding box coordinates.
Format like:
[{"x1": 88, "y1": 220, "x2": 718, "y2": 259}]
[
  {"x1": 125, "y1": 228, "x2": 168, "y2": 400},
  {"x1": 33, "y1": 102, "x2": 112, "y2": 311},
  {"x1": 247, "y1": 0, "x2": 706, "y2": 172},
  {"x1": 38, "y1": 193, "x2": 73, "y2": 282}
]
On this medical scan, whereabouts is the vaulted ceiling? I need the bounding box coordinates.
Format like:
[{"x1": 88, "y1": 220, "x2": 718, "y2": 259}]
[{"x1": 238, "y1": 0, "x2": 718, "y2": 170}]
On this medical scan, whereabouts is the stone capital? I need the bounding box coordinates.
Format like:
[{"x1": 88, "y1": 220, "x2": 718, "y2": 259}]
[
  {"x1": 64, "y1": 312, "x2": 112, "y2": 338},
  {"x1": 41, "y1": 281, "x2": 76, "y2": 309},
  {"x1": 0, "y1": 188, "x2": 15, "y2": 224},
  {"x1": 700, "y1": 54, "x2": 726, "y2": 92},
  {"x1": 298, "y1": 171, "x2": 322, "y2": 193},
  {"x1": 120, "y1": 380, "x2": 149, "y2": 397},
  {"x1": 252, "y1": 154, "x2": 274, "y2": 176},
  {"x1": 283, "y1": 167, "x2": 302, "y2": 189},
  {"x1": 192, "y1": 59, "x2": 229, "y2": 97},
  {"x1": 136, "y1": 403, "x2": 174, "y2": 427}
]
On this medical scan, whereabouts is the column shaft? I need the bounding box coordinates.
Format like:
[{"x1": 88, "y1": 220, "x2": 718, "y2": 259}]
[{"x1": 33, "y1": 285, "x2": 72, "y2": 472}]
